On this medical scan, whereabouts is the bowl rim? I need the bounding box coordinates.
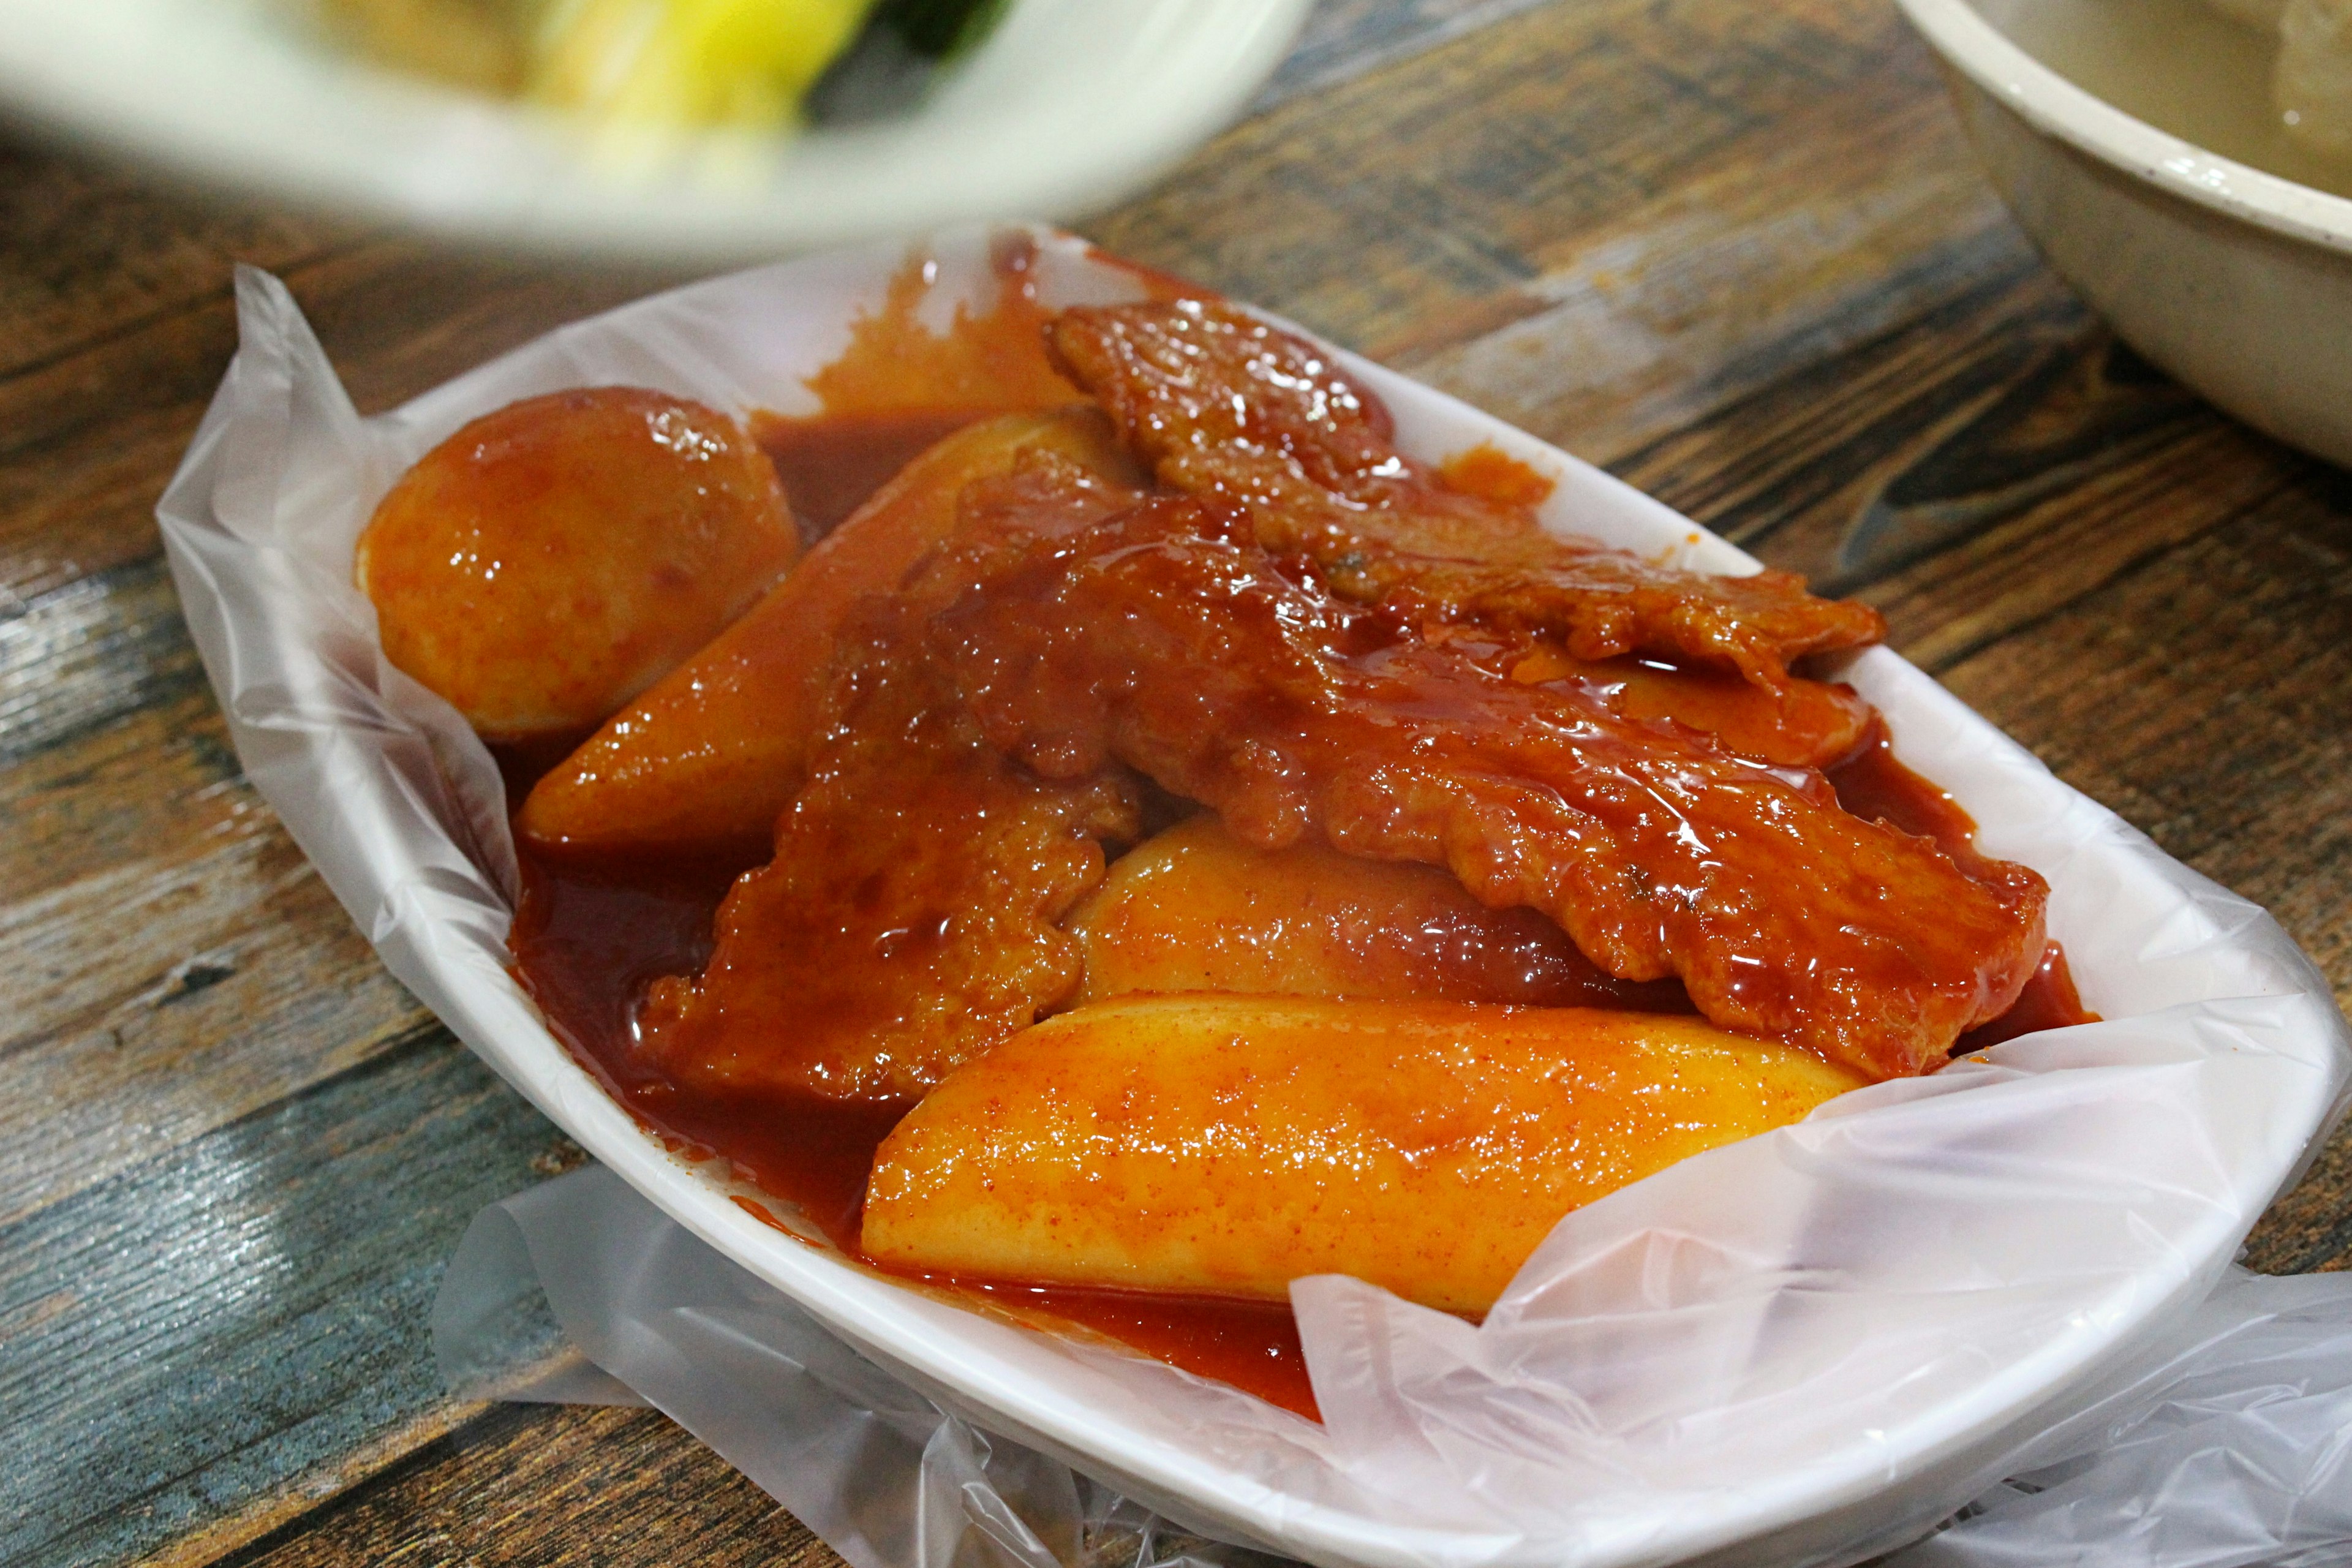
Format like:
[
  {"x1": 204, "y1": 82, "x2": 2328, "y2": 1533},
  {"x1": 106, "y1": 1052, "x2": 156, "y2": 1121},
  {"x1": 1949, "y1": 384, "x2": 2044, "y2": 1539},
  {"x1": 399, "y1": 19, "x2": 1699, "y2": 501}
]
[
  {"x1": 1898, "y1": 0, "x2": 2352, "y2": 257},
  {"x1": 0, "y1": 0, "x2": 1315, "y2": 263}
]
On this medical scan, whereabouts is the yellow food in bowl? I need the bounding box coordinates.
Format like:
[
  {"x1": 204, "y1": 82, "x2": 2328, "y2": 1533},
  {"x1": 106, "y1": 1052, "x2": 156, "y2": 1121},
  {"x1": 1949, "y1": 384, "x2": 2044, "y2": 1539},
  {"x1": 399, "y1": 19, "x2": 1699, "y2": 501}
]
[
  {"x1": 314, "y1": 0, "x2": 1004, "y2": 129},
  {"x1": 532, "y1": 0, "x2": 876, "y2": 128}
]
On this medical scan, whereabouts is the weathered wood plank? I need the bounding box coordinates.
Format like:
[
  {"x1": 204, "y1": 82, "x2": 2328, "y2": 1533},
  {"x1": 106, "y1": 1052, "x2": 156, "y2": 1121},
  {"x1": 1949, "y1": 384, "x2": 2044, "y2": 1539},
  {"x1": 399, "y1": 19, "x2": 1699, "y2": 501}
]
[
  {"x1": 285, "y1": 247, "x2": 687, "y2": 418},
  {"x1": 0, "y1": 813, "x2": 420, "y2": 1230},
  {"x1": 0, "y1": 295, "x2": 245, "y2": 611},
  {"x1": 135, "y1": 1405, "x2": 494, "y2": 1568},
  {"x1": 0, "y1": 1033, "x2": 573, "y2": 1568},
  {"x1": 1386, "y1": 76, "x2": 2025, "y2": 469},
  {"x1": 1608, "y1": 282, "x2": 2295, "y2": 664},
  {"x1": 0, "y1": 680, "x2": 239, "y2": 904},
  {"x1": 1874, "y1": 417, "x2": 2289, "y2": 673},
  {"x1": 0, "y1": 0, "x2": 2346, "y2": 1561},
  {"x1": 1939, "y1": 472, "x2": 2352, "y2": 1022},
  {"x1": 205, "y1": 1404, "x2": 838, "y2": 1568},
  {"x1": 0, "y1": 140, "x2": 351, "y2": 385},
  {"x1": 0, "y1": 241, "x2": 673, "y2": 611},
  {"x1": 1, "y1": 556, "x2": 206, "y2": 768},
  {"x1": 0, "y1": 554, "x2": 424, "y2": 1225},
  {"x1": 1091, "y1": 0, "x2": 1907, "y2": 360},
  {"x1": 1256, "y1": 0, "x2": 1553, "y2": 108}
]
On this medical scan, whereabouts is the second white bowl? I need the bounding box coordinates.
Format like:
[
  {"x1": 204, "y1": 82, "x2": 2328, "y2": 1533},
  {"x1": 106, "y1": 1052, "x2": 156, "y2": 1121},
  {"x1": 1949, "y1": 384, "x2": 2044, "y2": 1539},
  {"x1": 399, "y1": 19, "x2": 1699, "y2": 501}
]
[{"x1": 1901, "y1": 0, "x2": 2352, "y2": 468}]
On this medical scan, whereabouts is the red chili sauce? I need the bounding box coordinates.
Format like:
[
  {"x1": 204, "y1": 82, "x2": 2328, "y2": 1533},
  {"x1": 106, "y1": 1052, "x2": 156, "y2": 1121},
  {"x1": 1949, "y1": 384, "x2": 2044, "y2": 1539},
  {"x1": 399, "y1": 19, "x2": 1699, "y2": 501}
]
[
  {"x1": 508, "y1": 837, "x2": 1317, "y2": 1417},
  {"x1": 754, "y1": 408, "x2": 984, "y2": 543},
  {"x1": 506, "y1": 631, "x2": 2086, "y2": 1428},
  {"x1": 502, "y1": 240, "x2": 2083, "y2": 1423},
  {"x1": 1824, "y1": 725, "x2": 2096, "y2": 1054}
]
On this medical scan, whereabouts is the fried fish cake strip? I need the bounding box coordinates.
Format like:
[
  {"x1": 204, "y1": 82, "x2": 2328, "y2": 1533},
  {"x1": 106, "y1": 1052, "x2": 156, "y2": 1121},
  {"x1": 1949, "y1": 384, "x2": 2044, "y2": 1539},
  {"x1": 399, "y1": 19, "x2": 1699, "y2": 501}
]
[
  {"x1": 923, "y1": 473, "x2": 2045, "y2": 1079},
  {"x1": 1048, "y1": 300, "x2": 1885, "y2": 697},
  {"x1": 634, "y1": 607, "x2": 1139, "y2": 1102},
  {"x1": 1489, "y1": 639, "x2": 1872, "y2": 772}
]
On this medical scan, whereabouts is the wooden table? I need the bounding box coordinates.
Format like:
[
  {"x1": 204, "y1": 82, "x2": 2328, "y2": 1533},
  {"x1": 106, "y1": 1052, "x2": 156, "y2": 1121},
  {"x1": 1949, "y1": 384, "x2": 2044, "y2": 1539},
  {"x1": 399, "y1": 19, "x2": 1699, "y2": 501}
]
[{"x1": 6, "y1": 1, "x2": 2350, "y2": 1562}]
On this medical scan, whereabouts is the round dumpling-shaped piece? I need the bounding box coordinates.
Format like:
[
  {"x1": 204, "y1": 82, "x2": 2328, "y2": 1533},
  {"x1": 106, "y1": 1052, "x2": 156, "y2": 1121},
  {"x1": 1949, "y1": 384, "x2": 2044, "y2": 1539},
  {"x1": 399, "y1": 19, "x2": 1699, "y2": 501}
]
[{"x1": 358, "y1": 386, "x2": 799, "y2": 741}]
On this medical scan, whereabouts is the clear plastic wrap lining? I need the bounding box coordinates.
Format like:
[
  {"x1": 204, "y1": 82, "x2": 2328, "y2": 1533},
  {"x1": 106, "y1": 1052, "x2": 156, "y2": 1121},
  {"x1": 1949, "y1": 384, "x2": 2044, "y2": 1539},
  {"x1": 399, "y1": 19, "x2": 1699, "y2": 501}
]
[
  {"x1": 155, "y1": 225, "x2": 2352, "y2": 1568},
  {"x1": 437, "y1": 1164, "x2": 2352, "y2": 1568}
]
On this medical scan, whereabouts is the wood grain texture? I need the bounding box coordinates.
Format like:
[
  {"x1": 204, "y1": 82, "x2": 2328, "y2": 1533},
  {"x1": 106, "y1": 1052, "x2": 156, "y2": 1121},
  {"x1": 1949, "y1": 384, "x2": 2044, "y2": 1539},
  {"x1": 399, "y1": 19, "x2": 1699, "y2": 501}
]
[
  {"x1": 0, "y1": 242, "x2": 680, "y2": 611},
  {"x1": 1939, "y1": 466, "x2": 2352, "y2": 1025},
  {"x1": 1256, "y1": 0, "x2": 1554, "y2": 108},
  {"x1": 1, "y1": 0, "x2": 2348, "y2": 1561},
  {"x1": 0, "y1": 141, "x2": 349, "y2": 385},
  {"x1": 205, "y1": 1404, "x2": 832, "y2": 1568},
  {"x1": 1092, "y1": 0, "x2": 1909, "y2": 365},
  {"x1": 0, "y1": 557, "x2": 422, "y2": 1226},
  {"x1": 0, "y1": 1034, "x2": 573, "y2": 1567}
]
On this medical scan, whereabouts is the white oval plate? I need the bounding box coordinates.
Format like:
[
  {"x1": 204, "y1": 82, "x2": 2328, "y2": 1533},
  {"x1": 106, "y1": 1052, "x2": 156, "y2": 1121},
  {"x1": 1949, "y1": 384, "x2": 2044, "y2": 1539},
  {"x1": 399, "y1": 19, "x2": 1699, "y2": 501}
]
[{"x1": 157, "y1": 225, "x2": 2351, "y2": 1568}]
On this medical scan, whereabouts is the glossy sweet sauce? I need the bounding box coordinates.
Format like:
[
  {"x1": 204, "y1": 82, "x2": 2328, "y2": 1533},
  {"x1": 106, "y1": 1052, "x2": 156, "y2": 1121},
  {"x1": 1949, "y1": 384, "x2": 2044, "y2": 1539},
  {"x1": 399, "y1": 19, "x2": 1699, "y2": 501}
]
[
  {"x1": 1436, "y1": 442, "x2": 1558, "y2": 510},
  {"x1": 750, "y1": 236, "x2": 1074, "y2": 545},
  {"x1": 502, "y1": 238, "x2": 2087, "y2": 1422},
  {"x1": 748, "y1": 234, "x2": 1182, "y2": 543},
  {"x1": 1825, "y1": 723, "x2": 2097, "y2": 1054},
  {"x1": 809, "y1": 235, "x2": 1086, "y2": 413},
  {"x1": 755, "y1": 408, "x2": 986, "y2": 542},
  {"x1": 512, "y1": 236, "x2": 1316, "y2": 1419},
  {"x1": 508, "y1": 620, "x2": 2089, "y2": 1425},
  {"x1": 510, "y1": 843, "x2": 1321, "y2": 1417}
]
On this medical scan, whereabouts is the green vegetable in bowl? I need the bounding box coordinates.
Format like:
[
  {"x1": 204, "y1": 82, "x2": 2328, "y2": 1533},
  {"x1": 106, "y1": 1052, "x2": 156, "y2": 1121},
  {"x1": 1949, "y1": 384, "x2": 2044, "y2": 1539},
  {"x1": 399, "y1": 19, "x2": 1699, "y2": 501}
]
[{"x1": 873, "y1": 0, "x2": 1009, "y2": 58}]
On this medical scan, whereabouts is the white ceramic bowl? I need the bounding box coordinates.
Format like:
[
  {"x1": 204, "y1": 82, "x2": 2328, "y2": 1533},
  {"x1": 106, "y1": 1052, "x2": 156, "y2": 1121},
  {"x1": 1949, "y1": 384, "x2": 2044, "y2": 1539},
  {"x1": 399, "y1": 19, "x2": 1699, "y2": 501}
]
[
  {"x1": 1901, "y1": 0, "x2": 2352, "y2": 467},
  {"x1": 0, "y1": 0, "x2": 1310, "y2": 262}
]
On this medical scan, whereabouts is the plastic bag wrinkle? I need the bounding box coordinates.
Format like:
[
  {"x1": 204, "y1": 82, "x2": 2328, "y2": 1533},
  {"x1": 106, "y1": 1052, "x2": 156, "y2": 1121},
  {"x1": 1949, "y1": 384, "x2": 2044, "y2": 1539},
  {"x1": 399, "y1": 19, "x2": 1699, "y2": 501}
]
[{"x1": 461, "y1": 1199, "x2": 2350, "y2": 1568}]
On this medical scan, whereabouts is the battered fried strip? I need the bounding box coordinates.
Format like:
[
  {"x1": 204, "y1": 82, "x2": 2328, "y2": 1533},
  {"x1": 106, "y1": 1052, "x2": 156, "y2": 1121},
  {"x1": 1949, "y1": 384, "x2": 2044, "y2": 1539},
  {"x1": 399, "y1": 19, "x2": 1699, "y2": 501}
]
[
  {"x1": 1485, "y1": 639, "x2": 1871, "y2": 771},
  {"x1": 1048, "y1": 299, "x2": 1885, "y2": 695},
  {"x1": 863, "y1": 995, "x2": 1869, "y2": 1314},
  {"x1": 922, "y1": 473, "x2": 2045, "y2": 1079},
  {"x1": 634, "y1": 607, "x2": 1139, "y2": 1102}
]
